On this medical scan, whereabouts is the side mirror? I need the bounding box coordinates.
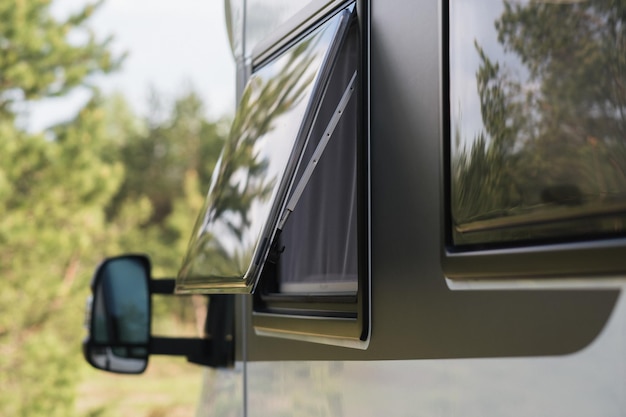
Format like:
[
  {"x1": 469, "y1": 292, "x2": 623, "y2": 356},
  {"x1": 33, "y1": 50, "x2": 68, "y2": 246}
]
[
  {"x1": 83, "y1": 254, "x2": 234, "y2": 375},
  {"x1": 83, "y1": 255, "x2": 151, "y2": 374}
]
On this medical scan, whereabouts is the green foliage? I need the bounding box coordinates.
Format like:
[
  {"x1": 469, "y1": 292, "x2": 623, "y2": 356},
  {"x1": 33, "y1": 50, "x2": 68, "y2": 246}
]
[
  {"x1": 0, "y1": 2, "x2": 126, "y2": 411},
  {"x1": 0, "y1": 0, "x2": 227, "y2": 415},
  {"x1": 0, "y1": 98, "x2": 127, "y2": 417},
  {"x1": 106, "y1": 88, "x2": 227, "y2": 278},
  {"x1": 177, "y1": 38, "x2": 317, "y2": 283},
  {"x1": 0, "y1": 0, "x2": 122, "y2": 119},
  {"x1": 98, "y1": 89, "x2": 228, "y2": 325}
]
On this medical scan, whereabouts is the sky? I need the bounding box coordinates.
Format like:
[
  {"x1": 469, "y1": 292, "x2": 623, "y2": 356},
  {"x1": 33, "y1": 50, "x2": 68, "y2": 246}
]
[
  {"x1": 449, "y1": 0, "x2": 530, "y2": 153},
  {"x1": 26, "y1": 0, "x2": 236, "y2": 131},
  {"x1": 449, "y1": 0, "x2": 504, "y2": 148}
]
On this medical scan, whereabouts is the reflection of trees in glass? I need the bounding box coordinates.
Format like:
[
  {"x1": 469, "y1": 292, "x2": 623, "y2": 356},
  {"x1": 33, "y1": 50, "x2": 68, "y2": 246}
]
[
  {"x1": 211, "y1": 45, "x2": 314, "y2": 237},
  {"x1": 453, "y1": 42, "x2": 526, "y2": 225},
  {"x1": 452, "y1": 0, "x2": 626, "y2": 243},
  {"x1": 187, "y1": 39, "x2": 317, "y2": 277}
]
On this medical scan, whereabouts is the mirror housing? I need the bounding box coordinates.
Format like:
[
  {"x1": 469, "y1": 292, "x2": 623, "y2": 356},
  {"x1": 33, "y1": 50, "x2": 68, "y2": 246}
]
[
  {"x1": 83, "y1": 255, "x2": 150, "y2": 374},
  {"x1": 83, "y1": 254, "x2": 234, "y2": 374}
]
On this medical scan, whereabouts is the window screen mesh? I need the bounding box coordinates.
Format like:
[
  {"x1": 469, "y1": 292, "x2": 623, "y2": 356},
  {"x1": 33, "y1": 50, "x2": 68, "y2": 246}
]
[{"x1": 278, "y1": 25, "x2": 359, "y2": 293}]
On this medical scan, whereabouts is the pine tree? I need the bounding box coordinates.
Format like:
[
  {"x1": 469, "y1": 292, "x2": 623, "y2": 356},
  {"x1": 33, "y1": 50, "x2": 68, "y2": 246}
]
[{"x1": 0, "y1": 1, "x2": 123, "y2": 415}]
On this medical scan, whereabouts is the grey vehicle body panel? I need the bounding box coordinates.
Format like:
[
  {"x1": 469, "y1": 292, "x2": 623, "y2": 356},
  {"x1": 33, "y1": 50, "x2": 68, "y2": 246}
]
[{"x1": 195, "y1": 0, "x2": 626, "y2": 415}]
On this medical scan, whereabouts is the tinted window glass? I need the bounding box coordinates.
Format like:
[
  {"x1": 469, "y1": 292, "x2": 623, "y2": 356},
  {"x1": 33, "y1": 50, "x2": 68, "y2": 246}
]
[
  {"x1": 177, "y1": 10, "x2": 352, "y2": 293},
  {"x1": 450, "y1": 0, "x2": 626, "y2": 247}
]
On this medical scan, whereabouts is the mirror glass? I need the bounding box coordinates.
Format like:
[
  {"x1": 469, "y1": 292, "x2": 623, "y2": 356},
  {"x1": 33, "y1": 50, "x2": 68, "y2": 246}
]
[{"x1": 85, "y1": 256, "x2": 150, "y2": 374}]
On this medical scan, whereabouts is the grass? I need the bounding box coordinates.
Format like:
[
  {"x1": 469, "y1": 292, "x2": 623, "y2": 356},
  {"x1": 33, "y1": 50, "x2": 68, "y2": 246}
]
[{"x1": 76, "y1": 351, "x2": 205, "y2": 417}]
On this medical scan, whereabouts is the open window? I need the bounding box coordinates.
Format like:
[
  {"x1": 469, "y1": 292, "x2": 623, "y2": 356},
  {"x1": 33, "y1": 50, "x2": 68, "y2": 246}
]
[
  {"x1": 253, "y1": 11, "x2": 367, "y2": 347},
  {"x1": 177, "y1": 7, "x2": 355, "y2": 292},
  {"x1": 177, "y1": 5, "x2": 368, "y2": 347}
]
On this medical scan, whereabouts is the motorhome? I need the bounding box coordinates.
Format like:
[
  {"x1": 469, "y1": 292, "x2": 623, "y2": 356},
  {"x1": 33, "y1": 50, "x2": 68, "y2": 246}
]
[{"x1": 83, "y1": 0, "x2": 626, "y2": 415}]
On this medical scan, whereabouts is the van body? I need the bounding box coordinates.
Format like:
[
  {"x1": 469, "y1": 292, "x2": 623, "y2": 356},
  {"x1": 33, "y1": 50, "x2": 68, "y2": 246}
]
[
  {"x1": 187, "y1": 1, "x2": 626, "y2": 415},
  {"x1": 85, "y1": 0, "x2": 626, "y2": 415}
]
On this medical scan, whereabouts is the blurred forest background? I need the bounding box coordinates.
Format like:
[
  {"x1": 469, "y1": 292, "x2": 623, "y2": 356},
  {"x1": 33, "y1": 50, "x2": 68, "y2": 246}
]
[{"x1": 0, "y1": 0, "x2": 228, "y2": 415}]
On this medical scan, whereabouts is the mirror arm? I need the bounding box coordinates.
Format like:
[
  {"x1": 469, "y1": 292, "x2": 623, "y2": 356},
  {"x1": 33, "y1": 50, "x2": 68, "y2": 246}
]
[
  {"x1": 147, "y1": 295, "x2": 235, "y2": 367},
  {"x1": 150, "y1": 336, "x2": 231, "y2": 367},
  {"x1": 150, "y1": 279, "x2": 176, "y2": 294}
]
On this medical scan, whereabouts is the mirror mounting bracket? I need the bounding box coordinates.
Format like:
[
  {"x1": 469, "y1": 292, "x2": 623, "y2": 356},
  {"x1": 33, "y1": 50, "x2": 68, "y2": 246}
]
[
  {"x1": 150, "y1": 278, "x2": 176, "y2": 294},
  {"x1": 151, "y1": 336, "x2": 232, "y2": 367},
  {"x1": 150, "y1": 293, "x2": 235, "y2": 367}
]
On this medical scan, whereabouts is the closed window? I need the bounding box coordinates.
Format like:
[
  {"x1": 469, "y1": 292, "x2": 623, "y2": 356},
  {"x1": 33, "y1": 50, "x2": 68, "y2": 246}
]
[
  {"x1": 449, "y1": 0, "x2": 626, "y2": 248},
  {"x1": 445, "y1": 0, "x2": 626, "y2": 280}
]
